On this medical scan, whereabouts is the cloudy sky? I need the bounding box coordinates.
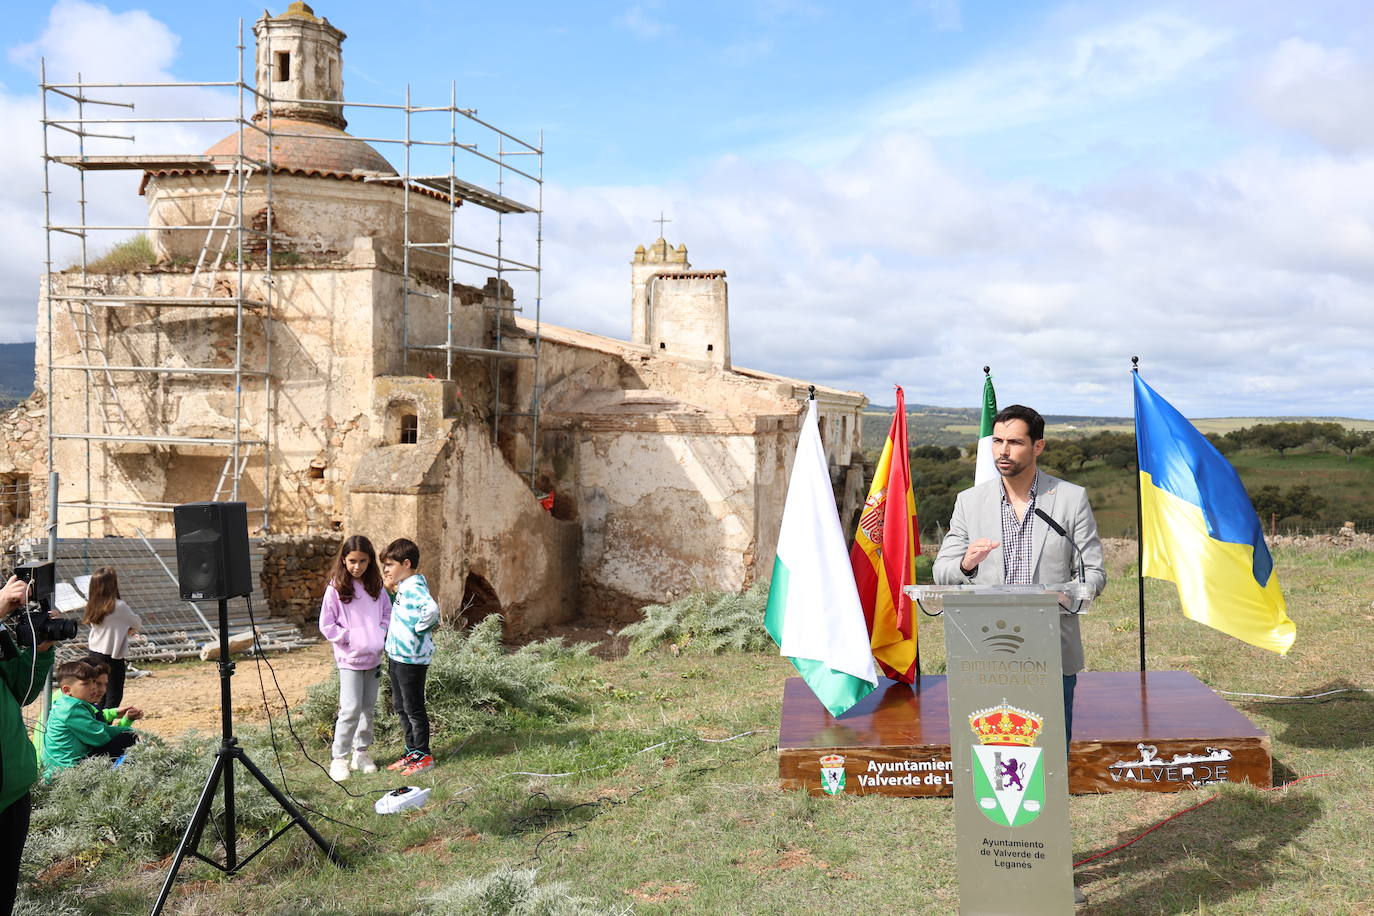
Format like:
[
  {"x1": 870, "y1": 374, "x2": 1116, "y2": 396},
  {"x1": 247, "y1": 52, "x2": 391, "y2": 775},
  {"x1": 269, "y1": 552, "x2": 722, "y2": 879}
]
[{"x1": 3, "y1": 0, "x2": 1373, "y2": 417}]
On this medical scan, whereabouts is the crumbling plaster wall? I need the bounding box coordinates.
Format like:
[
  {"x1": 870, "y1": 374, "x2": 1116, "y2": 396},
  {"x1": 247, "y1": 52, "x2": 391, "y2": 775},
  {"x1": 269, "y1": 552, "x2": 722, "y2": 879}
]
[
  {"x1": 347, "y1": 377, "x2": 577, "y2": 635},
  {"x1": 645, "y1": 274, "x2": 729, "y2": 368},
  {"x1": 452, "y1": 421, "x2": 579, "y2": 635},
  {"x1": 571, "y1": 420, "x2": 767, "y2": 620},
  {"x1": 146, "y1": 173, "x2": 450, "y2": 272},
  {"x1": 528, "y1": 325, "x2": 868, "y2": 619},
  {"x1": 751, "y1": 413, "x2": 802, "y2": 585}
]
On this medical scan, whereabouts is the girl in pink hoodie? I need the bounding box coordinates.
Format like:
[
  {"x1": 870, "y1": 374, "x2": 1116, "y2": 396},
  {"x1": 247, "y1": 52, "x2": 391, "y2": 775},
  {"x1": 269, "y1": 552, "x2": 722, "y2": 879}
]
[{"x1": 318, "y1": 535, "x2": 392, "y2": 781}]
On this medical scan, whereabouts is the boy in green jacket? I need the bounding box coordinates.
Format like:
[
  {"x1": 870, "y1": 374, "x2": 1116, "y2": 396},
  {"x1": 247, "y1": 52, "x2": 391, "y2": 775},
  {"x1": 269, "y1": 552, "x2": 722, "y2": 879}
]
[
  {"x1": 42, "y1": 657, "x2": 143, "y2": 777},
  {"x1": 2, "y1": 574, "x2": 56, "y2": 916}
]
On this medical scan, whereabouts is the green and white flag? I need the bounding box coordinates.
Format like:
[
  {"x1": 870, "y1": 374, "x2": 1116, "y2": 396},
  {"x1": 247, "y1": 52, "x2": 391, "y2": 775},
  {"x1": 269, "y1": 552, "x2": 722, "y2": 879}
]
[
  {"x1": 974, "y1": 370, "x2": 998, "y2": 486},
  {"x1": 764, "y1": 400, "x2": 877, "y2": 718}
]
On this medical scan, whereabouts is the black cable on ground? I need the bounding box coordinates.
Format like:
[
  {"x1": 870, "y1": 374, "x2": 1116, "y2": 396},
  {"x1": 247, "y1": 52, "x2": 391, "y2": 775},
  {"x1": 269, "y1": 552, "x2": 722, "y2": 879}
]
[{"x1": 243, "y1": 596, "x2": 386, "y2": 839}]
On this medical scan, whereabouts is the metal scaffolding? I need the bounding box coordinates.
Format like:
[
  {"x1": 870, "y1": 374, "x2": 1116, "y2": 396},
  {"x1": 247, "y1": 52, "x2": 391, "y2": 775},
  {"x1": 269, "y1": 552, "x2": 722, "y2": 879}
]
[
  {"x1": 40, "y1": 22, "x2": 272, "y2": 536},
  {"x1": 39, "y1": 18, "x2": 546, "y2": 539},
  {"x1": 391, "y1": 85, "x2": 545, "y2": 485}
]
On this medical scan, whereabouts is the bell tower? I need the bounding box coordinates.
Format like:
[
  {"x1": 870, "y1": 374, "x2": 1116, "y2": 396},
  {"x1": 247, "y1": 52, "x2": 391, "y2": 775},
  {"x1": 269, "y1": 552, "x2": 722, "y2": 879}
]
[
  {"x1": 253, "y1": 2, "x2": 347, "y2": 129},
  {"x1": 630, "y1": 237, "x2": 689, "y2": 345}
]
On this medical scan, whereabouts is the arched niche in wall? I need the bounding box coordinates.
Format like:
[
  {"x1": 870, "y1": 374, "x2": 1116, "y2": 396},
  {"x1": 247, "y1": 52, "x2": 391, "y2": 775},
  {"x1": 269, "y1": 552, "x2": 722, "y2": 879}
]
[{"x1": 384, "y1": 397, "x2": 420, "y2": 445}]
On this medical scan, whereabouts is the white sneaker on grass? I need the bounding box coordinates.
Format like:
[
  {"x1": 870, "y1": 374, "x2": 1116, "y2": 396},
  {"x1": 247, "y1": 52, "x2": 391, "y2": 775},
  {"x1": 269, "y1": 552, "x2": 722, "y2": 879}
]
[
  {"x1": 329, "y1": 757, "x2": 351, "y2": 781},
  {"x1": 351, "y1": 750, "x2": 377, "y2": 774}
]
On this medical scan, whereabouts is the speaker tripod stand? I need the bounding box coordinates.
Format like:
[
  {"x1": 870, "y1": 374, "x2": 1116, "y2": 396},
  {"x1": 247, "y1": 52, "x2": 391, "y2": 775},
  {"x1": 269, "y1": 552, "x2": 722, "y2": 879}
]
[{"x1": 151, "y1": 597, "x2": 342, "y2": 916}]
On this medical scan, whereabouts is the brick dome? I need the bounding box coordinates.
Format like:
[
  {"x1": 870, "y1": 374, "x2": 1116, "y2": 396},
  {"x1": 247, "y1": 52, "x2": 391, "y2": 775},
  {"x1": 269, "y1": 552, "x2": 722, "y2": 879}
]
[{"x1": 205, "y1": 118, "x2": 395, "y2": 177}]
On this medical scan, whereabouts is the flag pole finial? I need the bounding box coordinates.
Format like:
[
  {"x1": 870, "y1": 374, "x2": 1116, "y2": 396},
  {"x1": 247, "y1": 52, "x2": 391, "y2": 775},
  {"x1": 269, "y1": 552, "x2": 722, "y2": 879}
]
[
  {"x1": 1131, "y1": 355, "x2": 1139, "y2": 373},
  {"x1": 807, "y1": 385, "x2": 815, "y2": 401}
]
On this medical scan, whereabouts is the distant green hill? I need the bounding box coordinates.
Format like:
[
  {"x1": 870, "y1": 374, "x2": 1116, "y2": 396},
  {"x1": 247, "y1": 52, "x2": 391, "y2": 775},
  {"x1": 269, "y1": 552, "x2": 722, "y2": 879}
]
[
  {"x1": 0, "y1": 342, "x2": 35, "y2": 408},
  {"x1": 865, "y1": 403, "x2": 1374, "y2": 451},
  {"x1": 863, "y1": 405, "x2": 1374, "y2": 537}
]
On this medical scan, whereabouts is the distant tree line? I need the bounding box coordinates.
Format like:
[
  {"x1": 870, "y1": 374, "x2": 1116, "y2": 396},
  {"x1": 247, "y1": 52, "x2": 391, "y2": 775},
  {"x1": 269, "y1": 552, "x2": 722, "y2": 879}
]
[
  {"x1": 1247, "y1": 484, "x2": 1326, "y2": 527},
  {"x1": 1036, "y1": 431, "x2": 1139, "y2": 475},
  {"x1": 887, "y1": 421, "x2": 1373, "y2": 537},
  {"x1": 1206, "y1": 421, "x2": 1373, "y2": 460}
]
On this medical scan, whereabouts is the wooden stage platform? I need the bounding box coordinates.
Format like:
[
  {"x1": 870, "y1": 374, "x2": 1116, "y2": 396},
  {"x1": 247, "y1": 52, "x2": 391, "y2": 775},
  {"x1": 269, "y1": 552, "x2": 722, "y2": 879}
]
[{"x1": 779, "y1": 671, "x2": 1272, "y2": 796}]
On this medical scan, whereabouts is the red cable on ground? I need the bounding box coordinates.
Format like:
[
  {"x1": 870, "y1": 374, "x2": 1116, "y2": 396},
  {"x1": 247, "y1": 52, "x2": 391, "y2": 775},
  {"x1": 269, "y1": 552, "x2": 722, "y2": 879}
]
[{"x1": 1073, "y1": 773, "x2": 1328, "y2": 869}]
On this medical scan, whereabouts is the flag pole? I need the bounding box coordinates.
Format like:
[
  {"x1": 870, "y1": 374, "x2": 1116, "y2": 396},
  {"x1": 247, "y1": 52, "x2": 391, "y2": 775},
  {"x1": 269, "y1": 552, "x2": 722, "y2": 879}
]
[
  {"x1": 1132, "y1": 356, "x2": 1146, "y2": 671},
  {"x1": 896, "y1": 384, "x2": 920, "y2": 683},
  {"x1": 909, "y1": 383, "x2": 921, "y2": 684}
]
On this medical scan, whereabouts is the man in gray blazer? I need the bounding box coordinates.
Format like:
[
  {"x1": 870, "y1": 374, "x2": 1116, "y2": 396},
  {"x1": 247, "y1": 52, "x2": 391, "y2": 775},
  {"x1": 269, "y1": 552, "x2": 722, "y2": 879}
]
[{"x1": 933, "y1": 404, "x2": 1106, "y2": 741}]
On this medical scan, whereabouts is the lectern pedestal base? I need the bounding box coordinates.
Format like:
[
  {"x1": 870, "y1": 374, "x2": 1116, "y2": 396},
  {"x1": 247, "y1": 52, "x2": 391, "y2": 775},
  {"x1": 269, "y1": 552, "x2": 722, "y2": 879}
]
[{"x1": 778, "y1": 671, "x2": 1271, "y2": 797}]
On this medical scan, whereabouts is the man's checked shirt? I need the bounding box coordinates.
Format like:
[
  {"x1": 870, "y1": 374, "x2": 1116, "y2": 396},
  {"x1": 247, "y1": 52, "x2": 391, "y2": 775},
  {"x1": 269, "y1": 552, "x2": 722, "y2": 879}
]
[{"x1": 1000, "y1": 477, "x2": 1038, "y2": 585}]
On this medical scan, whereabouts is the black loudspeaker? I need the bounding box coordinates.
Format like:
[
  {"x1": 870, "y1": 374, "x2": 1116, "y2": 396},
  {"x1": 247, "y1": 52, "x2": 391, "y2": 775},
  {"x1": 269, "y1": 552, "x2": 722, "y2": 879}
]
[{"x1": 173, "y1": 501, "x2": 252, "y2": 600}]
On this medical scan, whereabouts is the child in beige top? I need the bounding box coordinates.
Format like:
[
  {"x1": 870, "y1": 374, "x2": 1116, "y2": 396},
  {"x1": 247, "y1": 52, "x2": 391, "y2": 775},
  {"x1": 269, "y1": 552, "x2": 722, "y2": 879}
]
[{"x1": 83, "y1": 567, "x2": 142, "y2": 709}]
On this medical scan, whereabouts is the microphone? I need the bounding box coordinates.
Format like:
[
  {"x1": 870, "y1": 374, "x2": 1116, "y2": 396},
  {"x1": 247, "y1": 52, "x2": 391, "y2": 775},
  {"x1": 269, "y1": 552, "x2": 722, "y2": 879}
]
[{"x1": 1033, "y1": 507, "x2": 1086, "y2": 585}]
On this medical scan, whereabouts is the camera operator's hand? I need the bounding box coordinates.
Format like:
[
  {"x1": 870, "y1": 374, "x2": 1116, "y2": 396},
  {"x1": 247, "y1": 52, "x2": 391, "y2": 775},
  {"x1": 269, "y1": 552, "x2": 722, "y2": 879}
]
[{"x1": 1, "y1": 575, "x2": 28, "y2": 617}]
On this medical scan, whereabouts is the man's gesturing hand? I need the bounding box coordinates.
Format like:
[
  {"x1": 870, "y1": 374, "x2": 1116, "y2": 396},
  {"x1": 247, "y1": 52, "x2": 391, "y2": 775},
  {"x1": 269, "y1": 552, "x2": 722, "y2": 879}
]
[{"x1": 960, "y1": 539, "x2": 1001, "y2": 576}]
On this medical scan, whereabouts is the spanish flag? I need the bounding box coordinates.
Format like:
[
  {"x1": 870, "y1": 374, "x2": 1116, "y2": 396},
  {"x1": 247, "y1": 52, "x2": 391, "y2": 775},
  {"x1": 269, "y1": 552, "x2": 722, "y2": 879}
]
[
  {"x1": 850, "y1": 386, "x2": 921, "y2": 682},
  {"x1": 1133, "y1": 373, "x2": 1296, "y2": 654}
]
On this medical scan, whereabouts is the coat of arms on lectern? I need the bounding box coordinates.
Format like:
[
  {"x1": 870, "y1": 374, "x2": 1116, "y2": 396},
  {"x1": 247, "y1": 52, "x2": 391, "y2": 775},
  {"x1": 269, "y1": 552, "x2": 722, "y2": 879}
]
[
  {"x1": 969, "y1": 702, "x2": 1046, "y2": 826},
  {"x1": 819, "y1": 754, "x2": 846, "y2": 795}
]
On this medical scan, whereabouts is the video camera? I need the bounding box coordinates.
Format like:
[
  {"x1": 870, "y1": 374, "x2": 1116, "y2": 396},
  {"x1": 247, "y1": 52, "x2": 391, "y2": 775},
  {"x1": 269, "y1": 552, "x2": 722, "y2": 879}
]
[{"x1": 1, "y1": 560, "x2": 79, "y2": 658}]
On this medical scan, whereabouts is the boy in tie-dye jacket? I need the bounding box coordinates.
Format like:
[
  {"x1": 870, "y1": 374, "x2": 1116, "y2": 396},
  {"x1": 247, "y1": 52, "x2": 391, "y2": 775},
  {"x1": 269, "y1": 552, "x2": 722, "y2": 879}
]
[{"x1": 380, "y1": 537, "x2": 440, "y2": 776}]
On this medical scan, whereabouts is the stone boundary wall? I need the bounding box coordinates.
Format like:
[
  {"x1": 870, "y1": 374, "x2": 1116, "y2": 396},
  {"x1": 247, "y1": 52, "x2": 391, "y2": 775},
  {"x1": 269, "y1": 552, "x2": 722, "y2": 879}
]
[
  {"x1": 0, "y1": 393, "x2": 49, "y2": 549},
  {"x1": 260, "y1": 532, "x2": 343, "y2": 632}
]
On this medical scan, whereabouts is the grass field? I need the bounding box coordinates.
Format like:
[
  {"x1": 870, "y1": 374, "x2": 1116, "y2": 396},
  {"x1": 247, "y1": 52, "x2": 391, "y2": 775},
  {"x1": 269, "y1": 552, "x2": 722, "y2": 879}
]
[{"x1": 15, "y1": 540, "x2": 1374, "y2": 915}]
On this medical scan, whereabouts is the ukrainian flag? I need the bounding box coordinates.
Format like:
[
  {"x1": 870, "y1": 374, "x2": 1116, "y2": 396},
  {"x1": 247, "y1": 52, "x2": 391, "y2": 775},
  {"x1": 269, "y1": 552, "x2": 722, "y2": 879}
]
[{"x1": 1134, "y1": 373, "x2": 1296, "y2": 654}]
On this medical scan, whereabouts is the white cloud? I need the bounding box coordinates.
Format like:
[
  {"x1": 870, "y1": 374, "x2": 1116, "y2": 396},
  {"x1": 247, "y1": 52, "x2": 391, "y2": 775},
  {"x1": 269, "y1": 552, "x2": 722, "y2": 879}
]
[
  {"x1": 5, "y1": 1, "x2": 1373, "y2": 420},
  {"x1": 914, "y1": 0, "x2": 961, "y2": 32},
  {"x1": 882, "y1": 11, "x2": 1229, "y2": 135},
  {"x1": 540, "y1": 123, "x2": 1374, "y2": 417},
  {"x1": 617, "y1": 3, "x2": 672, "y2": 40},
  {"x1": 0, "y1": 1, "x2": 237, "y2": 341},
  {"x1": 747, "y1": 10, "x2": 1233, "y2": 173},
  {"x1": 525, "y1": 8, "x2": 1373, "y2": 417},
  {"x1": 1243, "y1": 37, "x2": 1374, "y2": 153},
  {"x1": 8, "y1": 0, "x2": 179, "y2": 82}
]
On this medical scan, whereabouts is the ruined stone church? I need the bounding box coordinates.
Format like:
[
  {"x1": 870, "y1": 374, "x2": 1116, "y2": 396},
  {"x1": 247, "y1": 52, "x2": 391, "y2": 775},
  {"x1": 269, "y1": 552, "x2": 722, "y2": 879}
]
[{"x1": 4, "y1": 2, "x2": 866, "y2": 633}]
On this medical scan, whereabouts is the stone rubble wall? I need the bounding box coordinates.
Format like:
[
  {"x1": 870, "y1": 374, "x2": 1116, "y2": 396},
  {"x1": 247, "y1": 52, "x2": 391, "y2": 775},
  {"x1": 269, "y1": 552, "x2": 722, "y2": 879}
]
[
  {"x1": 259, "y1": 532, "x2": 343, "y2": 632},
  {"x1": 0, "y1": 392, "x2": 49, "y2": 550},
  {"x1": 1270, "y1": 531, "x2": 1374, "y2": 550}
]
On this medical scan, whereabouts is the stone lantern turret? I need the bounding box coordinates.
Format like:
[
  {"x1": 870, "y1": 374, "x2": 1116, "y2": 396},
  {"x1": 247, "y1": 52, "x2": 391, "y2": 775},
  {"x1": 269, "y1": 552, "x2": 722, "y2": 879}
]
[{"x1": 253, "y1": 1, "x2": 347, "y2": 129}]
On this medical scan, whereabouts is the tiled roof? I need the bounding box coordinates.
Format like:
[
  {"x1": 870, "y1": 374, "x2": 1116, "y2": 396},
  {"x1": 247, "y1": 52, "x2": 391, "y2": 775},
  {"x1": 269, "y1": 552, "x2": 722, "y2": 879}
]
[
  {"x1": 138, "y1": 166, "x2": 456, "y2": 205},
  {"x1": 204, "y1": 118, "x2": 394, "y2": 174}
]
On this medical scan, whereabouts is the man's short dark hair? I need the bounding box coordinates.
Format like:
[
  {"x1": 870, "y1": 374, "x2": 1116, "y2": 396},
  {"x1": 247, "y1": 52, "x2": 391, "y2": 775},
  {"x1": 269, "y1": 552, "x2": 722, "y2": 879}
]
[
  {"x1": 993, "y1": 405, "x2": 1045, "y2": 441},
  {"x1": 380, "y1": 537, "x2": 420, "y2": 569}
]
